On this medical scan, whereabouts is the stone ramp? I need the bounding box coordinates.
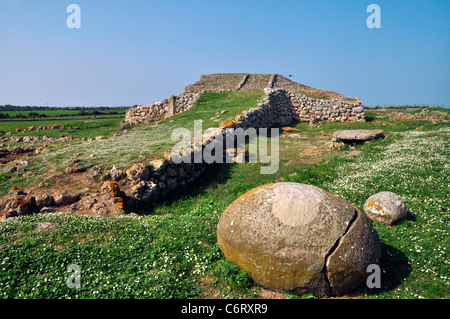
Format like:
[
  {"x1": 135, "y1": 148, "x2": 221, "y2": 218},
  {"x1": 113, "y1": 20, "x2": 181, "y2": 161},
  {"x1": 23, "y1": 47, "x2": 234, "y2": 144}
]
[{"x1": 184, "y1": 74, "x2": 247, "y2": 93}]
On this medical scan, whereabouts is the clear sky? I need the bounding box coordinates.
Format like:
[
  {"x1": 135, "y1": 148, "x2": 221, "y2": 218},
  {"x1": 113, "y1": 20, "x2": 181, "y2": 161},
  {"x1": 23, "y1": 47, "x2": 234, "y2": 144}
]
[{"x1": 0, "y1": 0, "x2": 449, "y2": 107}]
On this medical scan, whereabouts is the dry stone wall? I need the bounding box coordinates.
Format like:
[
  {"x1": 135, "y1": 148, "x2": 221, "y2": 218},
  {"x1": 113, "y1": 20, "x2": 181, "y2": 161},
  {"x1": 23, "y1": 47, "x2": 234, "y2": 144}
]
[
  {"x1": 113, "y1": 88, "x2": 300, "y2": 209},
  {"x1": 184, "y1": 74, "x2": 247, "y2": 93},
  {"x1": 290, "y1": 93, "x2": 365, "y2": 122},
  {"x1": 235, "y1": 88, "x2": 293, "y2": 129},
  {"x1": 119, "y1": 81, "x2": 365, "y2": 210},
  {"x1": 125, "y1": 73, "x2": 365, "y2": 125},
  {"x1": 236, "y1": 88, "x2": 365, "y2": 125},
  {"x1": 124, "y1": 92, "x2": 201, "y2": 125}
]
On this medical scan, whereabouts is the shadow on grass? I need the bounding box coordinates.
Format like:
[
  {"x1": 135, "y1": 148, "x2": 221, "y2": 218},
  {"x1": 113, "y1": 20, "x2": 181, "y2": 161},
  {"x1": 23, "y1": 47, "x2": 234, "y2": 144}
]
[
  {"x1": 357, "y1": 243, "x2": 412, "y2": 297},
  {"x1": 365, "y1": 115, "x2": 376, "y2": 123},
  {"x1": 166, "y1": 163, "x2": 232, "y2": 202},
  {"x1": 135, "y1": 163, "x2": 232, "y2": 215},
  {"x1": 406, "y1": 209, "x2": 417, "y2": 222}
]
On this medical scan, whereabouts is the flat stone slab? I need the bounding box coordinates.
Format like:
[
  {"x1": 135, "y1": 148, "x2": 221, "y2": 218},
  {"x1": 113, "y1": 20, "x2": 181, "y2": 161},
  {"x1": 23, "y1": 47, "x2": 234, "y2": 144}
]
[
  {"x1": 332, "y1": 129, "x2": 384, "y2": 142},
  {"x1": 34, "y1": 222, "x2": 58, "y2": 231}
]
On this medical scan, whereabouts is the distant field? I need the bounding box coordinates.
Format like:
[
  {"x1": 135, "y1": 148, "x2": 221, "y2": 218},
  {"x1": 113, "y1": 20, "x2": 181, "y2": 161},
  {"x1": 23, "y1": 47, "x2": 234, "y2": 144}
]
[
  {"x1": 0, "y1": 108, "x2": 128, "y2": 120},
  {"x1": 0, "y1": 108, "x2": 127, "y2": 117},
  {"x1": 0, "y1": 118, "x2": 125, "y2": 139},
  {"x1": 364, "y1": 106, "x2": 450, "y2": 113}
]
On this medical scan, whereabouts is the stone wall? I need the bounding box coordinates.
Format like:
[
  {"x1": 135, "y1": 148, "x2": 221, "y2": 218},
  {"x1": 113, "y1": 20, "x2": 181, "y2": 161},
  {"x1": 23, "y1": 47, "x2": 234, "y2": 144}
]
[
  {"x1": 235, "y1": 88, "x2": 293, "y2": 129},
  {"x1": 236, "y1": 89, "x2": 365, "y2": 125},
  {"x1": 125, "y1": 73, "x2": 365, "y2": 126},
  {"x1": 119, "y1": 86, "x2": 365, "y2": 211},
  {"x1": 124, "y1": 92, "x2": 201, "y2": 125},
  {"x1": 111, "y1": 88, "x2": 299, "y2": 209},
  {"x1": 1, "y1": 86, "x2": 368, "y2": 218},
  {"x1": 185, "y1": 74, "x2": 247, "y2": 93},
  {"x1": 238, "y1": 74, "x2": 272, "y2": 91},
  {"x1": 123, "y1": 89, "x2": 365, "y2": 205},
  {"x1": 290, "y1": 93, "x2": 365, "y2": 122}
]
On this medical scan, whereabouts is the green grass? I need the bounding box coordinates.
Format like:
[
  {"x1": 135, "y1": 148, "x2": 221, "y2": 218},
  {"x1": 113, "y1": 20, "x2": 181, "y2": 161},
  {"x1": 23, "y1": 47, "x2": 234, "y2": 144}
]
[
  {"x1": 24, "y1": 91, "x2": 262, "y2": 165},
  {"x1": 0, "y1": 213, "x2": 220, "y2": 298},
  {"x1": 0, "y1": 91, "x2": 264, "y2": 196},
  {"x1": 0, "y1": 118, "x2": 124, "y2": 139},
  {"x1": 315, "y1": 128, "x2": 450, "y2": 299},
  {"x1": 48, "y1": 91, "x2": 263, "y2": 166},
  {"x1": 0, "y1": 97, "x2": 448, "y2": 299}
]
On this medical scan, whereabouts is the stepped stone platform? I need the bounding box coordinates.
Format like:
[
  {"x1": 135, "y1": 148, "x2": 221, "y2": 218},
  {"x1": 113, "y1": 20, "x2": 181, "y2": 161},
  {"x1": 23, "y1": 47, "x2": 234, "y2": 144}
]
[
  {"x1": 184, "y1": 73, "x2": 359, "y2": 102},
  {"x1": 125, "y1": 73, "x2": 365, "y2": 125}
]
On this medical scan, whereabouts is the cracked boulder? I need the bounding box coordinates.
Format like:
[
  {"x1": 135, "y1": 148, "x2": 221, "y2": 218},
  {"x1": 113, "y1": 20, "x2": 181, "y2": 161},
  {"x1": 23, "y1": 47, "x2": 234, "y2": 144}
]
[{"x1": 217, "y1": 182, "x2": 381, "y2": 296}]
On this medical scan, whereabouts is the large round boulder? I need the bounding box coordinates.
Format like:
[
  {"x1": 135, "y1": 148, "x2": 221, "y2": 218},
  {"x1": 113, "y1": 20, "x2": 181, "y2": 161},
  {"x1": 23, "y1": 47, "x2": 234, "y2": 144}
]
[
  {"x1": 217, "y1": 182, "x2": 381, "y2": 296},
  {"x1": 364, "y1": 191, "x2": 407, "y2": 226}
]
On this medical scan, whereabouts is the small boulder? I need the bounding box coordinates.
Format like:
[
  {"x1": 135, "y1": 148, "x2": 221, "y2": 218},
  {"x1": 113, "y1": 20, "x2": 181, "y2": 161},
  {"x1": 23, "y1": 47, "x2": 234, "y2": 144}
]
[
  {"x1": 53, "y1": 191, "x2": 80, "y2": 206},
  {"x1": 219, "y1": 121, "x2": 235, "y2": 129},
  {"x1": 126, "y1": 163, "x2": 150, "y2": 181},
  {"x1": 35, "y1": 222, "x2": 58, "y2": 231},
  {"x1": 9, "y1": 186, "x2": 25, "y2": 196},
  {"x1": 101, "y1": 181, "x2": 121, "y2": 197},
  {"x1": 35, "y1": 194, "x2": 55, "y2": 208},
  {"x1": 131, "y1": 181, "x2": 160, "y2": 202},
  {"x1": 364, "y1": 191, "x2": 407, "y2": 225},
  {"x1": 109, "y1": 165, "x2": 126, "y2": 181}
]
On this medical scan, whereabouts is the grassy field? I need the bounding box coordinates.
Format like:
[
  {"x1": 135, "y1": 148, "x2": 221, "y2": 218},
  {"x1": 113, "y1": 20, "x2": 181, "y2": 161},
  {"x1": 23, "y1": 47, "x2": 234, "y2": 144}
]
[
  {"x1": 0, "y1": 117, "x2": 124, "y2": 139},
  {"x1": 0, "y1": 108, "x2": 127, "y2": 119},
  {"x1": 0, "y1": 95, "x2": 448, "y2": 299},
  {"x1": 0, "y1": 91, "x2": 264, "y2": 196}
]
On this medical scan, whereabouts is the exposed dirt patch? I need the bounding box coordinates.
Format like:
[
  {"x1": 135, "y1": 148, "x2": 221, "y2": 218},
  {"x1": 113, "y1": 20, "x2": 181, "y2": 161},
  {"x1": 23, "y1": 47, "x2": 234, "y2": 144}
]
[{"x1": 256, "y1": 288, "x2": 289, "y2": 299}]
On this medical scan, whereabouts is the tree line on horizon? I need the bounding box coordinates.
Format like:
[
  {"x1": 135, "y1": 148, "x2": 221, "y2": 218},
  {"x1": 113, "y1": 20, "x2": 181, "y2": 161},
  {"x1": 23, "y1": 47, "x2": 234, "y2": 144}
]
[
  {"x1": 0, "y1": 105, "x2": 139, "y2": 120},
  {"x1": 0, "y1": 105, "x2": 138, "y2": 119},
  {"x1": 0, "y1": 104, "x2": 136, "y2": 111}
]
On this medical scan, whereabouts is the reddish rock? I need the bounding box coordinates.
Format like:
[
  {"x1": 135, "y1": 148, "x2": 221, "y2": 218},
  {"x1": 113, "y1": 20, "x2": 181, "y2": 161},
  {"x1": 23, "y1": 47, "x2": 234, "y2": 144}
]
[{"x1": 281, "y1": 127, "x2": 301, "y2": 132}]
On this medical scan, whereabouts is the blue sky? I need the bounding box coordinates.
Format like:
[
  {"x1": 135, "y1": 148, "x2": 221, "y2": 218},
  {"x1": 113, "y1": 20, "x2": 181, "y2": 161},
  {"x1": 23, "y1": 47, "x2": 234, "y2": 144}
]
[{"x1": 0, "y1": 0, "x2": 449, "y2": 107}]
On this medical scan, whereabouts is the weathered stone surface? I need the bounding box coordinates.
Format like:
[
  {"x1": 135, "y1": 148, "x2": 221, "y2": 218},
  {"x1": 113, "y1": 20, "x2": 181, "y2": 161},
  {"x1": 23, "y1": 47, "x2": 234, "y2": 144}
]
[
  {"x1": 332, "y1": 129, "x2": 384, "y2": 143},
  {"x1": 53, "y1": 191, "x2": 80, "y2": 206},
  {"x1": 35, "y1": 222, "x2": 58, "y2": 231},
  {"x1": 109, "y1": 165, "x2": 126, "y2": 181},
  {"x1": 101, "y1": 181, "x2": 121, "y2": 197},
  {"x1": 364, "y1": 191, "x2": 407, "y2": 225},
  {"x1": 124, "y1": 92, "x2": 201, "y2": 125},
  {"x1": 131, "y1": 181, "x2": 160, "y2": 202},
  {"x1": 217, "y1": 182, "x2": 381, "y2": 296},
  {"x1": 126, "y1": 163, "x2": 150, "y2": 181},
  {"x1": 35, "y1": 194, "x2": 55, "y2": 208},
  {"x1": 326, "y1": 210, "x2": 382, "y2": 295},
  {"x1": 9, "y1": 186, "x2": 25, "y2": 196}
]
